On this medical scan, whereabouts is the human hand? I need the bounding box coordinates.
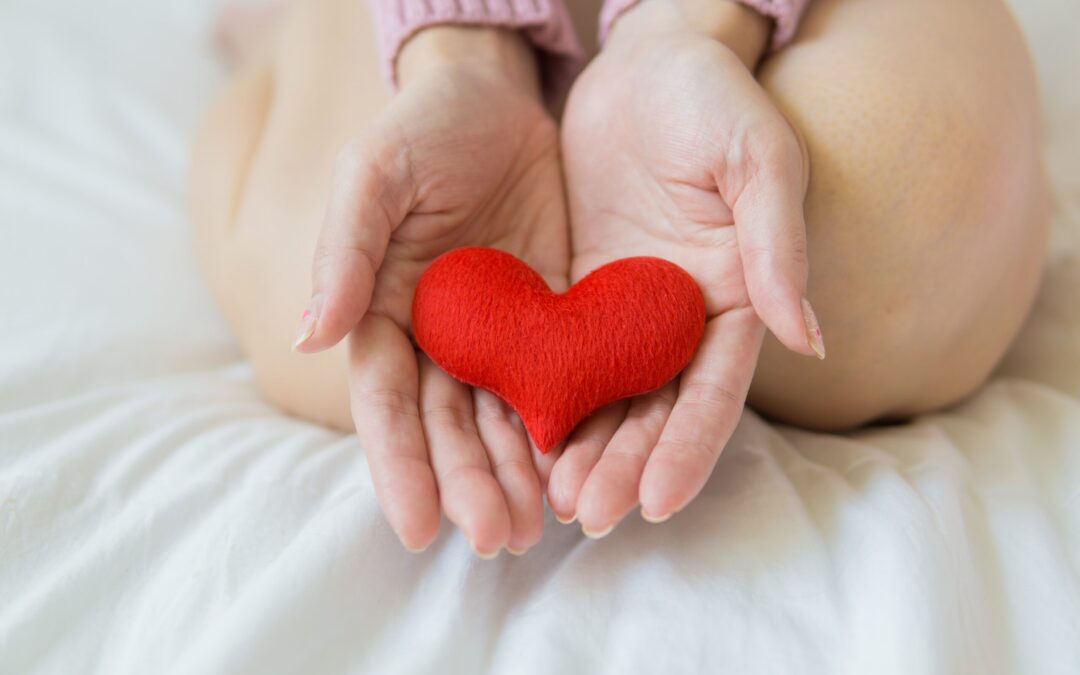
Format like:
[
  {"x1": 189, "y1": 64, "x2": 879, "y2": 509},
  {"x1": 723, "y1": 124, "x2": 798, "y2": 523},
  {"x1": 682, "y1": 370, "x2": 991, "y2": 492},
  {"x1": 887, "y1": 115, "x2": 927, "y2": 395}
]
[
  {"x1": 551, "y1": 0, "x2": 824, "y2": 535},
  {"x1": 294, "y1": 26, "x2": 569, "y2": 556}
]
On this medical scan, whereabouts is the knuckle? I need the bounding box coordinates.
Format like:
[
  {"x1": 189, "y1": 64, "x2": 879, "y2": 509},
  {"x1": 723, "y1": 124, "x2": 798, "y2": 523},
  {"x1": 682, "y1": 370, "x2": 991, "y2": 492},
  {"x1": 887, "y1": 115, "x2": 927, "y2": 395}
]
[
  {"x1": 354, "y1": 387, "x2": 419, "y2": 419},
  {"x1": 311, "y1": 241, "x2": 340, "y2": 271},
  {"x1": 338, "y1": 128, "x2": 415, "y2": 193},
  {"x1": 655, "y1": 436, "x2": 718, "y2": 465},
  {"x1": 334, "y1": 138, "x2": 371, "y2": 175},
  {"x1": 473, "y1": 394, "x2": 514, "y2": 426},
  {"x1": 679, "y1": 380, "x2": 742, "y2": 409},
  {"x1": 422, "y1": 404, "x2": 478, "y2": 434},
  {"x1": 641, "y1": 402, "x2": 672, "y2": 427},
  {"x1": 750, "y1": 126, "x2": 802, "y2": 169},
  {"x1": 437, "y1": 462, "x2": 487, "y2": 488},
  {"x1": 634, "y1": 396, "x2": 675, "y2": 428},
  {"x1": 602, "y1": 443, "x2": 649, "y2": 465},
  {"x1": 311, "y1": 239, "x2": 380, "y2": 286},
  {"x1": 346, "y1": 243, "x2": 381, "y2": 275},
  {"x1": 334, "y1": 138, "x2": 395, "y2": 190},
  {"x1": 567, "y1": 432, "x2": 609, "y2": 457},
  {"x1": 651, "y1": 385, "x2": 679, "y2": 408},
  {"x1": 742, "y1": 239, "x2": 809, "y2": 275}
]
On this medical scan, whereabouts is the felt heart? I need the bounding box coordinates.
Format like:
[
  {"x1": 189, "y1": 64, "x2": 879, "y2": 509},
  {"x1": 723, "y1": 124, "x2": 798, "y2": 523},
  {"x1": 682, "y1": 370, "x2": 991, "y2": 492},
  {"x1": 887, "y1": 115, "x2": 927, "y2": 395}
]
[{"x1": 412, "y1": 247, "x2": 706, "y2": 452}]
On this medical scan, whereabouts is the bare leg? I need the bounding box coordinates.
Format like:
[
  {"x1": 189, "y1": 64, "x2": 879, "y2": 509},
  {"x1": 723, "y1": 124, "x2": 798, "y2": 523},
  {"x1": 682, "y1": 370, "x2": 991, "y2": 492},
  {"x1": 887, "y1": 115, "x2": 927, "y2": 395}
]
[
  {"x1": 748, "y1": 0, "x2": 1048, "y2": 428},
  {"x1": 212, "y1": 2, "x2": 285, "y2": 64},
  {"x1": 193, "y1": 0, "x2": 391, "y2": 430},
  {"x1": 190, "y1": 0, "x2": 1047, "y2": 432}
]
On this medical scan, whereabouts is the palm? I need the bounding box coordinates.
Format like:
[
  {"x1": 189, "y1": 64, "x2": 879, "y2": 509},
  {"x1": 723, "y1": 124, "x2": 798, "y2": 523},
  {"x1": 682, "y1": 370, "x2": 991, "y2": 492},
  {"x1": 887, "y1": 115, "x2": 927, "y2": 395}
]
[
  {"x1": 568, "y1": 37, "x2": 765, "y2": 309},
  {"x1": 550, "y1": 34, "x2": 809, "y2": 533},
  {"x1": 366, "y1": 69, "x2": 569, "y2": 329}
]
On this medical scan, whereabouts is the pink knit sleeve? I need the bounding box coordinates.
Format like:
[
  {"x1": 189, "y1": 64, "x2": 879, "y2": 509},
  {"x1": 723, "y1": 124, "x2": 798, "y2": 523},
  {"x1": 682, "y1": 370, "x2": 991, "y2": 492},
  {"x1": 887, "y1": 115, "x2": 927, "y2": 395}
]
[
  {"x1": 599, "y1": 0, "x2": 810, "y2": 49},
  {"x1": 368, "y1": 0, "x2": 584, "y2": 101}
]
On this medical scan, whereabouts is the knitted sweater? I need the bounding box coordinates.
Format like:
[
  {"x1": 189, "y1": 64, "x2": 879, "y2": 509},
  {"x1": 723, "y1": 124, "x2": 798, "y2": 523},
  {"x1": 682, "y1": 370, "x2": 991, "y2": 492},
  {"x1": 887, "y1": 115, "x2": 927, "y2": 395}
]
[{"x1": 369, "y1": 0, "x2": 809, "y2": 98}]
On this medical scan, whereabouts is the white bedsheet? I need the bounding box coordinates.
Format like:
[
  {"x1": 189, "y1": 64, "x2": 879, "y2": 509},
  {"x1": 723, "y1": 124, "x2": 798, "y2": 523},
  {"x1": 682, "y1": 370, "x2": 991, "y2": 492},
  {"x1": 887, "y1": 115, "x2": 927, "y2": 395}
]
[{"x1": 1, "y1": 0, "x2": 1078, "y2": 673}]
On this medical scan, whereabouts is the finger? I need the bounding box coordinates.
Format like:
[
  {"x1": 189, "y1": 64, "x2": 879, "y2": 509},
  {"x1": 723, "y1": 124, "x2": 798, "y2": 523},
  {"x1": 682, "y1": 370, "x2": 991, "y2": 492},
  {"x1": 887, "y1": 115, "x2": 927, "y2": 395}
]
[
  {"x1": 575, "y1": 383, "x2": 676, "y2": 538},
  {"x1": 419, "y1": 357, "x2": 512, "y2": 558},
  {"x1": 294, "y1": 133, "x2": 415, "y2": 353},
  {"x1": 348, "y1": 314, "x2": 440, "y2": 552},
  {"x1": 528, "y1": 429, "x2": 561, "y2": 495},
  {"x1": 546, "y1": 401, "x2": 628, "y2": 524},
  {"x1": 639, "y1": 307, "x2": 765, "y2": 521},
  {"x1": 728, "y1": 133, "x2": 824, "y2": 359},
  {"x1": 473, "y1": 389, "x2": 544, "y2": 554}
]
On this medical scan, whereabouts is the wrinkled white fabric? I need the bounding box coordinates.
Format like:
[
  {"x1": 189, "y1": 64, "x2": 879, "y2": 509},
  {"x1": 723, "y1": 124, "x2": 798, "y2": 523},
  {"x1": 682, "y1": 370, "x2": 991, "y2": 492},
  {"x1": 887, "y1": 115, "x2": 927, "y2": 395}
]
[{"x1": 1, "y1": 0, "x2": 1078, "y2": 673}]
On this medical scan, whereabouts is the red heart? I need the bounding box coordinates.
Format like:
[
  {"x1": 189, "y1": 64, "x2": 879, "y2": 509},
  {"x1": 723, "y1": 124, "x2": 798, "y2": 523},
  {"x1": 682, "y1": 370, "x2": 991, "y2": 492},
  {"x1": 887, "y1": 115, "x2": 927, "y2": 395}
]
[{"x1": 412, "y1": 248, "x2": 706, "y2": 452}]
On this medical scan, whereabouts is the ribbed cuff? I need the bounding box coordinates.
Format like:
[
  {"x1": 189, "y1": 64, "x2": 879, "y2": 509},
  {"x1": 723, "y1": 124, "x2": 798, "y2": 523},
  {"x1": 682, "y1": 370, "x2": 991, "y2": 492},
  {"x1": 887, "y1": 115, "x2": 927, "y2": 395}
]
[
  {"x1": 368, "y1": 0, "x2": 585, "y2": 103},
  {"x1": 599, "y1": 0, "x2": 811, "y2": 50}
]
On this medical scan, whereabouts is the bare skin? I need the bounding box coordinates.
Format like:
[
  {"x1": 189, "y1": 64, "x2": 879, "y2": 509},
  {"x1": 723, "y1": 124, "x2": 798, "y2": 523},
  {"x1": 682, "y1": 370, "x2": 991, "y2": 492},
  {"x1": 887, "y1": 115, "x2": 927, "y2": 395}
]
[{"x1": 192, "y1": 0, "x2": 1047, "y2": 554}]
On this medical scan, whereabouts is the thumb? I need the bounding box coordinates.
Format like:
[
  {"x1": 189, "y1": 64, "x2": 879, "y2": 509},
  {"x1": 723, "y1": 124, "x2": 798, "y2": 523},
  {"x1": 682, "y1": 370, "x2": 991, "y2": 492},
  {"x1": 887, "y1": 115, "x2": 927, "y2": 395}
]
[
  {"x1": 293, "y1": 136, "x2": 414, "y2": 353},
  {"x1": 729, "y1": 143, "x2": 824, "y2": 360}
]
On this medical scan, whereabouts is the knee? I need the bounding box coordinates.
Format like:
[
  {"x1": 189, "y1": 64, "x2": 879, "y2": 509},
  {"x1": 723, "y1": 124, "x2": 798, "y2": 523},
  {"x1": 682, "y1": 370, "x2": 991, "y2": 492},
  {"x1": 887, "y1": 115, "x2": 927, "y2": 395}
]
[
  {"x1": 749, "y1": 179, "x2": 1048, "y2": 431},
  {"x1": 247, "y1": 340, "x2": 354, "y2": 432},
  {"x1": 747, "y1": 0, "x2": 1048, "y2": 429}
]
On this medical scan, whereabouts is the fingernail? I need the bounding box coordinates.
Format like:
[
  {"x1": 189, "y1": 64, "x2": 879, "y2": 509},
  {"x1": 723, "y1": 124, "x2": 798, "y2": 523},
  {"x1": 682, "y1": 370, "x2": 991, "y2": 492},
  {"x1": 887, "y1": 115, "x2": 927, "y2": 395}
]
[
  {"x1": 641, "y1": 509, "x2": 672, "y2": 524},
  {"x1": 291, "y1": 306, "x2": 317, "y2": 351},
  {"x1": 402, "y1": 540, "x2": 430, "y2": 554},
  {"x1": 555, "y1": 512, "x2": 576, "y2": 525},
  {"x1": 506, "y1": 546, "x2": 527, "y2": 556},
  {"x1": 582, "y1": 523, "x2": 614, "y2": 540},
  {"x1": 471, "y1": 541, "x2": 501, "y2": 560},
  {"x1": 801, "y1": 297, "x2": 826, "y2": 360}
]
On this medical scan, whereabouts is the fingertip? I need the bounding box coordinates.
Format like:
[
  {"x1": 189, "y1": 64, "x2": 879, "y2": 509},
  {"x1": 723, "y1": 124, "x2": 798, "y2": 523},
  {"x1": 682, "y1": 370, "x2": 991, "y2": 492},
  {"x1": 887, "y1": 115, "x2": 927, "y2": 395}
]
[
  {"x1": 744, "y1": 274, "x2": 812, "y2": 356},
  {"x1": 497, "y1": 469, "x2": 545, "y2": 552},
  {"x1": 508, "y1": 517, "x2": 544, "y2": 554},
  {"x1": 373, "y1": 461, "x2": 442, "y2": 559},
  {"x1": 291, "y1": 306, "x2": 317, "y2": 352},
  {"x1": 394, "y1": 504, "x2": 442, "y2": 553},
  {"x1": 464, "y1": 512, "x2": 512, "y2": 558},
  {"x1": 472, "y1": 545, "x2": 502, "y2": 560},
  {"x1": 640, "y1": 507, "x2": 672, "y2": 524},
  {"x1": 638, "y1": 456, "x2": 700, "y2": 522},
  {"x1": 441, "y1": 476, "x2": 513, "y2": 559},
  {"x1": 776, "y1": 328, "x2": 819, "y2": 359},
  {"x1": 400, "y1": 528, "x2": 439, "y2": 554},
  {"x1": 291, "y1": 292, "x2": 363, "y2": 354},
  {"x1": 581, "y1": 522, "x2": 614, "y2": 540},
  {"x1": 545, "y1": 462, "x2": 579, "y2": 523},
  {"x1": 573, "y1": 476, "x2": 631, "y2": 540},
  {"x1": 762, "y1": 295, "x2": 827, "y2": 360}
]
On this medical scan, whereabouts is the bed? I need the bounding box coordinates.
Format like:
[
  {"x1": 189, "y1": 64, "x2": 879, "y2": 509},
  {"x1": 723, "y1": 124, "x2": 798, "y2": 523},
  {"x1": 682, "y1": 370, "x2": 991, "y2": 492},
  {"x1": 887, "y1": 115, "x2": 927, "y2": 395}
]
[{"x1": 1, "y1": 0, "x2": 1078, "y2": 672}]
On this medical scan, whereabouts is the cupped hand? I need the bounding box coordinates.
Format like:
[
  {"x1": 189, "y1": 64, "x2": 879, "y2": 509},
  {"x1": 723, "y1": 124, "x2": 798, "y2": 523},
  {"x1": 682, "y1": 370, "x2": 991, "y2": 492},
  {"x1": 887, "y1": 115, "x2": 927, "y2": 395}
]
[
  {"x1": 295, "y1": 27, "x2": 569, "y2": 556},
  {"x1": 550, "y1": 0, "x2": 823, "y2": 535}
]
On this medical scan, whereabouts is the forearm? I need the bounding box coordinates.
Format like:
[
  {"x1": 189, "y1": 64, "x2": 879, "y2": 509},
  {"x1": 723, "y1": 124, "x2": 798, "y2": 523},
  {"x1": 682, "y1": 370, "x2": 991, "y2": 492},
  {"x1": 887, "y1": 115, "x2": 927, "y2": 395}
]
[
  {"x1": 606, "y1": 0, "x2": 771, "y2": 68},
  {"x1": 398, "y1": 26, "x2": 543, "y2": 99},
  {"x1": 368, "y1": 0, "x2": 584, "y2": 102}
]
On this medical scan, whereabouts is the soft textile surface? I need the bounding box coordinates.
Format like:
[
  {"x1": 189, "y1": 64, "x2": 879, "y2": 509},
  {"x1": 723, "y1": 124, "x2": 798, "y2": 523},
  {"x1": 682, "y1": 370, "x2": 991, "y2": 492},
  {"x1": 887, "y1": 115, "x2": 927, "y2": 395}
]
[
  {"x1": 413, "y1": 248, "x2": 705, "y2": 451},
  {"x1": 1, "y1": 0, "x2": 1078, "y2": 673}
]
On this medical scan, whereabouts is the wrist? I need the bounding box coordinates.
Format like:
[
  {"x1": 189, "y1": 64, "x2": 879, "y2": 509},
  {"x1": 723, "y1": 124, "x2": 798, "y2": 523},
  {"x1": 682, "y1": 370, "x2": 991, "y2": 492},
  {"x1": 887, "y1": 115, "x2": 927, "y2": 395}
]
[
  {"x1": 608, "y1": 0, "x2": 770, "y2": 69},
  {"x1": 397, "y1": 26, "x2": 542, "y2": 98}
]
